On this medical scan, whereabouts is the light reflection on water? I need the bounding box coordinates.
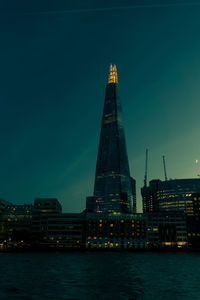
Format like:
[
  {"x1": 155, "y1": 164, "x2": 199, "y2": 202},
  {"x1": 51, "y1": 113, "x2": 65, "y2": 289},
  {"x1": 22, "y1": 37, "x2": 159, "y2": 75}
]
[{"x1": 0, "y1": 252, "x2": 200, "y2": 299}]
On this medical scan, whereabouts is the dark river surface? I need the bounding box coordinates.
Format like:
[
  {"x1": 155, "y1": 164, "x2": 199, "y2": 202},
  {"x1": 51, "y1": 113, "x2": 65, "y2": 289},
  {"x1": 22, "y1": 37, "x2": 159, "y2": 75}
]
[{"x1": 0, "y1": 252, "x2": 200, "y2": 299}]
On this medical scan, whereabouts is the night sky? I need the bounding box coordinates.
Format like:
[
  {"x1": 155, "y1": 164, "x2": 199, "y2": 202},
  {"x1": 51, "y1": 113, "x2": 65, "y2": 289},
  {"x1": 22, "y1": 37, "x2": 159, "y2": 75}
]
[{"x1": 1, "y1": 0, "x2": 200, "y2": 212}]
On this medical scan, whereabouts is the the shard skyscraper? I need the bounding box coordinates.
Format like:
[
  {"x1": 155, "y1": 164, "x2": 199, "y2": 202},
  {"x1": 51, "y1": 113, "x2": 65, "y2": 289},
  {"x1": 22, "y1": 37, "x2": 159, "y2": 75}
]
[{"x1": 87, "y1": 64, "x2": 136, "y2": 214}]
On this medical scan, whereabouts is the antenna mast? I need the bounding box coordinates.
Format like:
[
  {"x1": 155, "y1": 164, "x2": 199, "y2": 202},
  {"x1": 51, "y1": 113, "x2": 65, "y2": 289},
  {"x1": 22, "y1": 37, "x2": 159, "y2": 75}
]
[
  {"x1": 144, "y1": 148, "x2": 149, "y2": 187},
  {"x1": 162, "y1": 155, "x2": 168, "y2": 181}
]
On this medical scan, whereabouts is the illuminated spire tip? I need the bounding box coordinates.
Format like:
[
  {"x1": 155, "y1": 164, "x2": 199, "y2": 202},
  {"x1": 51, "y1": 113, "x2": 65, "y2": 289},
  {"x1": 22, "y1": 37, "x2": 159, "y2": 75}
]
[{"x1": 108, "y1": 63, "x2": 118, "y2": 84}]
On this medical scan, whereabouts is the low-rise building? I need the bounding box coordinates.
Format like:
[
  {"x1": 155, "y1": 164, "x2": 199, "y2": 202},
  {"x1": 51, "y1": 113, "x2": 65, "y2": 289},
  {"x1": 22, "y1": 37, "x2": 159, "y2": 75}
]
[
  {"x1": 85, "y1": 213, "x2": 147, "y2": 249},
  {"x1": 31, "y1": 198, "x2": 84, "y2": 249},
  {"x1": 146, "y1": 212, "x2": 187, "y2": 248},
  {"x1": 186, "y1": 193, "x2": 200, "y2": 248},
  {"x1": 0, "y1": 203, "x2": 33, "y2": 249}
]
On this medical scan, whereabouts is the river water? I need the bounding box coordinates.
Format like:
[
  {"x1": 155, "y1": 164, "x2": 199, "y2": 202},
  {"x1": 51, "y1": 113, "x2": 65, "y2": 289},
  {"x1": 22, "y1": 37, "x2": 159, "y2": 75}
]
[{"x1": 0, "y1": 252, "x2": 199, "y2": 299}]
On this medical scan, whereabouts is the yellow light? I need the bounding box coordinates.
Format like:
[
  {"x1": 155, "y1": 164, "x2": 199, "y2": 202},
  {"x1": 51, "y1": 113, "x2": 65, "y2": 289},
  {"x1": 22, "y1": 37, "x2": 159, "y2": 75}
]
[
  {"x1": 177, "y1": 241, "x2": 187, "y2": 246},
  {"x1": 153, "y1": 228, "x2": 158, "y2": 231},
  {"x1": 108, "y1": 64, "x2": 118, "y2": 84},
  {"x1": 164, "y1": 242, "x2": 172, "y2": 246}
]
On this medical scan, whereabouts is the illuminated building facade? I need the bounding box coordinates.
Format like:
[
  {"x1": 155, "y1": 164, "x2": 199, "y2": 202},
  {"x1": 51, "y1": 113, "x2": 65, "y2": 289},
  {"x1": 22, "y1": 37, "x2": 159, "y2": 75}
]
[
  {"x1": 87, "y1": 64, "x2": 136, "y2": 214},
  {"x1": 142, "y1": 179, "x2": 200, "y2": 213},
  {"x1": 0, "y1": 203, "x2": 33, "y2": 249},
  {"x1": 86, "y1": 213, "x2": 146, "y2": 249},
  {"x1": 0, "y1": 204, "x2": 33, "y2": 222},
  {"x1": 146, "y1": 212, "x2": 187, "y2": 248},
  {"x1": 186, "y1": 193, "x2": 200, "y2": 248}
]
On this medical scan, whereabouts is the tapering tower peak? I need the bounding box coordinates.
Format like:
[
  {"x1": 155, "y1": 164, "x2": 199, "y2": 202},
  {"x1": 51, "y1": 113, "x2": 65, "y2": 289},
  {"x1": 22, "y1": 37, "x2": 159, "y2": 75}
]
[
  {"x1": 85, "y1": 64, "x2": 136, "y2": 214},
  {"x1": 108, "y1": 63, "x2": 118, "y2": 84}
]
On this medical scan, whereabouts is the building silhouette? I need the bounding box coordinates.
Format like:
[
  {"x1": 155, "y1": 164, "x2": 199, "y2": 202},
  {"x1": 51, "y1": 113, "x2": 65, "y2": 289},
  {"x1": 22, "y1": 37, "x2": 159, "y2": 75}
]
[
  {"x1": 87, "y1": 64, "x2": 136, "y2": 214},
  {"x1": 31, "y1": 199, "x2": 84, "y2": 249}
]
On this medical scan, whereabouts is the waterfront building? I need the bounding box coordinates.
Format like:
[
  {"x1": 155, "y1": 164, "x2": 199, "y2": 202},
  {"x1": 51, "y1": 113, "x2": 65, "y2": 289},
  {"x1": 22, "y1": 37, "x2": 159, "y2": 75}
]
[
  {"x1": 85, "y1": 212, "x2": 146, "y2": 249},
  {"x1": 0, "y1": 204, "x2": 33, "y2": 222},
  {"x1": 87, "y1": 64, "x2": 136, "y2": 214},
  {"x1": 146, "y1": 212, "x2": 187, "y2": 248},
  {"x1": 186, "y1": 193, "x2": 200, "y2": 248},
  {"x1": 141, "y1": 178, "x2": 200, "y2": 213},
  {"x1": 0, "y1": 203, "x2": 33, "y2": 248},
  {"x1": 33, "y1": 198, "x2": 62, "y2": 214},
  {"x1": 0, "y1": 199, "x2": 11, "y2": 213},
  {"x1": 32, "y1": 199, "x2": 84, "y2": 249}
]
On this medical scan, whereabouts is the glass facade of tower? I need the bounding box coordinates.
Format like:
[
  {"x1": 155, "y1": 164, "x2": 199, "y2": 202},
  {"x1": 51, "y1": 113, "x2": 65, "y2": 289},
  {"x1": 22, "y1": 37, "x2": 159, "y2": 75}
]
[
  {"x1": 88, "y1": 65, "x2": 136, "y2": 214},
  {"x1": 142, "y1": 179, "x2": 200, "y2": 213}
]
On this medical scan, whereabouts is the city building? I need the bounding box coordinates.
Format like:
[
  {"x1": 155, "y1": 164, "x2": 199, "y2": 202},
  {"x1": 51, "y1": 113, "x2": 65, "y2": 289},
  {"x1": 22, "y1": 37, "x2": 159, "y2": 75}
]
[
  {"x1": 31, "y1": 198, "x2": 84, "y2": 249},
  {"x1": 85, "y1": 212, "x2": 146, "y2": 249},
  {"x1": 0, "y1": 198, "x2": 11, "y2": 214},
  {"x1": 0, "y1": 203, "x2": 33, "y2": 249},
  {"x1": 87, "y1": 64, "x2": 136, "y2": 214},
  {"x1": 0, "y1": 204, "x2": 33, "y2": 222},
  {"x1": 33, "y1": 198, "x2": 62, "y2": 214},
  {"x1": 186, "y1": 193, "x2": 200, "y2": 248},
  {"x1": 145, "y1": 212, "x2": 187, "y2": 248},
  {"x1": 141, "y1": 178, "x2": 200, "y2": 213}
]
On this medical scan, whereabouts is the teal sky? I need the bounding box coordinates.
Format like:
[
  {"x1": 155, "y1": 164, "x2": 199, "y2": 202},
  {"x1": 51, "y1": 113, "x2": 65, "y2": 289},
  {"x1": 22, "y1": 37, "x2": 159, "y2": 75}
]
[{"x1": 1, "y1": 0, "x2": 200, "y2": 212}]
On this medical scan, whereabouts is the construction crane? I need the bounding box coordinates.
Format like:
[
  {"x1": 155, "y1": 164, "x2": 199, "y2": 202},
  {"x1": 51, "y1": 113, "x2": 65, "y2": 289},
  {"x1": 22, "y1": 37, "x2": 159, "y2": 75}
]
[
  {"x1": 144, "y1": 148, "x2": 149, "y2": 187},
  {"x1": 162, "y1": 155, "x2": 168, "y2": 181}
]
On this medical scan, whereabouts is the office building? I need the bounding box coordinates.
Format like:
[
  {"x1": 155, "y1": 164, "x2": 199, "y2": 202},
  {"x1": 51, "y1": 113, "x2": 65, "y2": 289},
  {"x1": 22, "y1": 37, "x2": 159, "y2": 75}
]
[
  {"x1": 142, "y1": 178, "x2": 200, "y2": 213},
  {"x1": 31, "y1": 198, "x2": 84, "y2": 249},
  {"x1": 87, "y1": 64, "x2": 136, "y2": 214},
  {"x1": 85, "y1": 212, "x2": 146, "y2": 249},
  {"x1": 146, "y1": 212, "x2": 187, "y2": 248},
  {"x1": 0, "y1": 203, "x2": 33, "y2": 249},
  {"x1": 186, "y1": 193, "x2": 200, "y2": 247}
]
